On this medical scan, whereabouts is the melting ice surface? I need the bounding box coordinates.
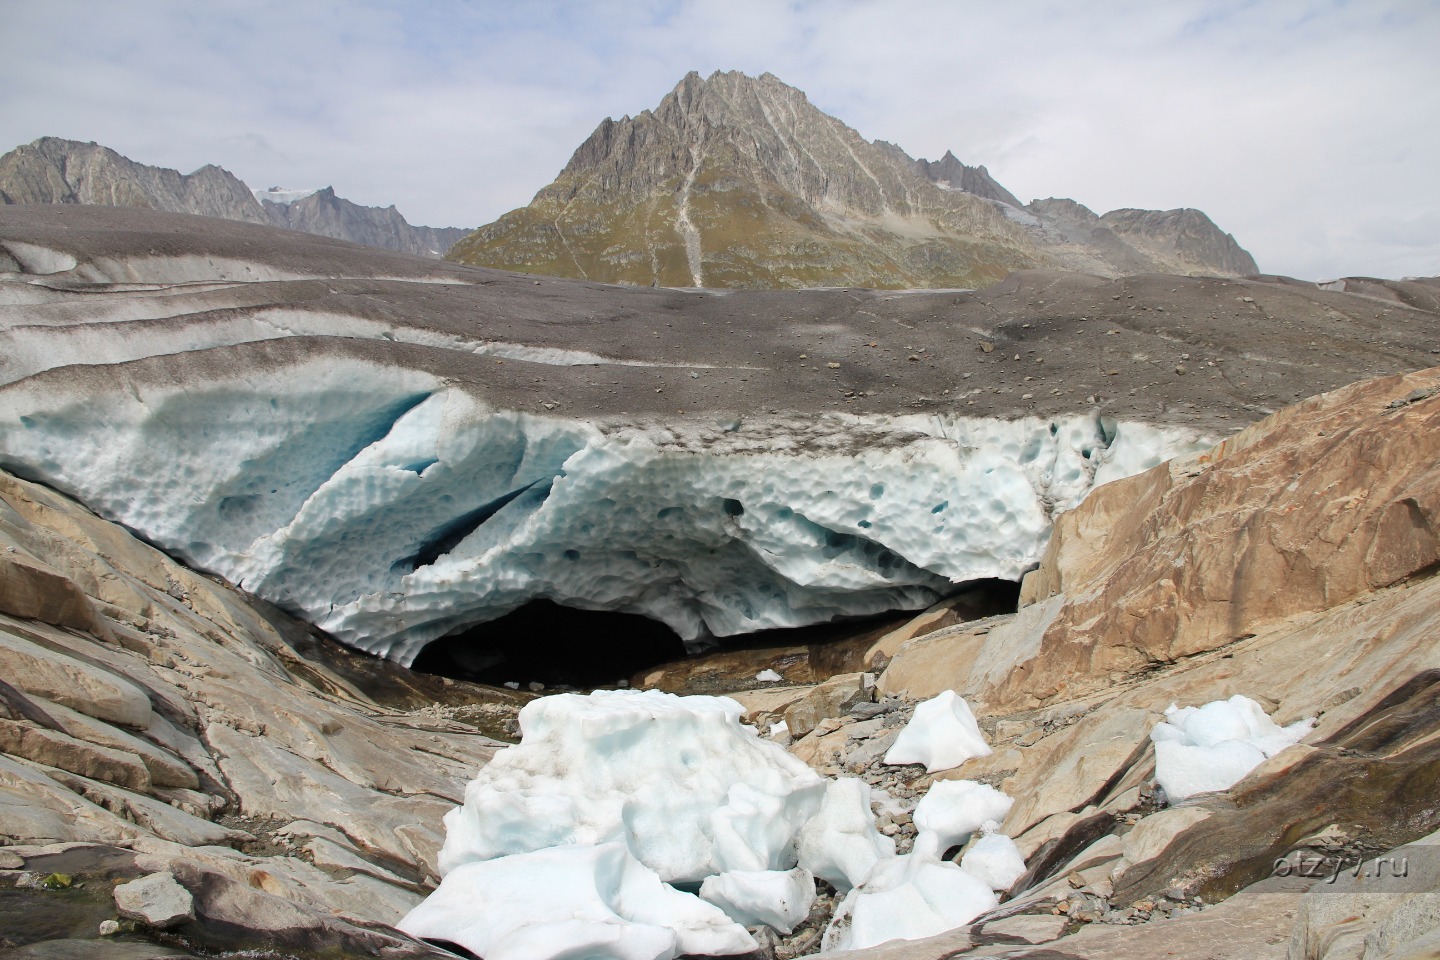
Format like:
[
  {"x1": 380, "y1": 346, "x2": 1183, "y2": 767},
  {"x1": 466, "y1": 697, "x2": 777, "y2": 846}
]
[
  {"x1": 1151, "y1": 695, "x2": 1314, "y2": 802},
  {"x1": 401, "y1": 688, "x2": 1026, "y2": 958},
  {"x1": 0, "y1": 358, "x2": 1212, "y2": 663}
]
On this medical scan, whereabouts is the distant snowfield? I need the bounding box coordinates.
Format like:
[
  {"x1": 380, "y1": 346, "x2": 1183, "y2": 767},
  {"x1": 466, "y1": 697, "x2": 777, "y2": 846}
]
[
  {"x1": 0, "y1": 355, "x2": 1212, "y2": 663},
  {"x1": 251, "y1": 186, "x2": 321, "y2": 206}
]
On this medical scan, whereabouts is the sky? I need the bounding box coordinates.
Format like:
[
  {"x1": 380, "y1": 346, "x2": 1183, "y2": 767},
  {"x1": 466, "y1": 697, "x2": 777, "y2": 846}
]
[{"x1": 1, "y1": 0, "x2": 1437, "y2": 281}]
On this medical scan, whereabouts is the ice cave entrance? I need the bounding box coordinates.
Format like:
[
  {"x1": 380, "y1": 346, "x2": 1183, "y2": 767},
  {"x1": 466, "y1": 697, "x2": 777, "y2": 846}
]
[{"x1": 410, "y1": 580, "x2": 1021, "y2": 690}]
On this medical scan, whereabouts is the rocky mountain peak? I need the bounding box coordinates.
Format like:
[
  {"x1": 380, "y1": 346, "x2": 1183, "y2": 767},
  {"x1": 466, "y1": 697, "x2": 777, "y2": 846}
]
[{"x1": 452, "y1": 71, "x2": 1259, "y2": 288}]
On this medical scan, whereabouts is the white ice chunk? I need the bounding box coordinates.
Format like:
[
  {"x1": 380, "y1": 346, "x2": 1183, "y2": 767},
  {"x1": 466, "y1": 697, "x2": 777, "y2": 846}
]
[
  {"x1": 699, "y1": 867, "x2": 815, "y2": 934},
  {"x1": 1151, "y1": 695, "x2": 1314, "y2": 802},
  {"x1": 439, "y1": 690, "x2": 823, "y2": 883},
  {"x1": 756, "y1": 669, "x2": 782, "y2": 683},
  {"x1": 884, "y1": 691, "x2": 992, "y2": 773},
  {"x1": 797, "y1": 778, "x2": 896, "y2": 890},
  {"x1": 398, "y1": 843, "x2": 756, "y2": 960},
  {"x1": 912, "y1": 780, "x2": 1014, "y2": 853},
  {"x1": 826, "y1": 852, "x2": 998, "y2": 951},
  {"x1": 959, "y1": 831, "x2": 1026, "y2": 891}
]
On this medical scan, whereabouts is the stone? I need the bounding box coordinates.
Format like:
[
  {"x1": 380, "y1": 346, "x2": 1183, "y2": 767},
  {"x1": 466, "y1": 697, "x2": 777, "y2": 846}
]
[
  {"x1": 1288, "y1": 828, "x2": 1440, "y2": 960},
  {"x1": 0, "y1": 546, "x2": 106, "y2": 634},
  {"x1": 783, "y1": 673, "x2": 871, "y2": 739},
  {"x1": 1002, "y1": 707, "x2": 1153, "y2": 838},
  {"x1": 114, "y1": 870, "x2": 195, "y2": 928},
  {"x1": 990, "y1": 367, "x2": 1440, "y2": 715},
  {"x1": 98, "y1": 919, "x2": 121, "y2": 936},
  {"x1": 0, "y1": 849, "x2": 23, "y2": 868},
  {"x1": 0, "y1": 717, "x2": 152, "y2": 792},
  {"x1": 981, "y1": 912, "x2": 1069, "y2": 943},
  {"x1": 0, "y1": 630, "x2": 153, "y2": 729},
  {"x1": 1119, "y1": 807, "x2": 1213, "y2": 870}
]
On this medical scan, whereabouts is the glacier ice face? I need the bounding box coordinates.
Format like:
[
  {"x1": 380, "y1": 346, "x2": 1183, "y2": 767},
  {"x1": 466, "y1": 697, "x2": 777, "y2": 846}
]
[
  {"x1": 0, "y1": 356, "x2": 1212, "y2": 662},
  {"x1": 1151, "y1": 695, "x2": 1314, "y2": 802}
]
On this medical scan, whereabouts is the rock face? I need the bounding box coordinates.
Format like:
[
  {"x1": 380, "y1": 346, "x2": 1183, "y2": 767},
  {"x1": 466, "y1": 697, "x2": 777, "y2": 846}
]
[
  {"x1": 259, "y1": 186, "x2": 469, "y2": 258},
  {"x1": 0, "y1": 465, "x2": 520, "y2": 957},
  {"x1": 450, "y1": 70, "x2": 1259, "y2": 288},
  {"x1": 3, "y1": 207, "x2": 1435, "y2": 668},
  {"x1": 826, "y1": 366, "x2": 1440, "y2": 957},
  {"x1": 0, "y1": 138, "x2": 267, "y2": 225},
  {"x1": 0, "y1": 137, "x2": 469, "y2": 257}
]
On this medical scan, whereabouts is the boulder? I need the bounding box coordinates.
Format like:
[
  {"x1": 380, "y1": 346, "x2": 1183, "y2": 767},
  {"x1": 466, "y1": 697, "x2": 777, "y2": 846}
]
[
  {"x1": 784, "y1": 673, "x2": 873, "y2": 740},
  {"x1": 113, "y1": 870, "x2": 194, "y2": 928}
]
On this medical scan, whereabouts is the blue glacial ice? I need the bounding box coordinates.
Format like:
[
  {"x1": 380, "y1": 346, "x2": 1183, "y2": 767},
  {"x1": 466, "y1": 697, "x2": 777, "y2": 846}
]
[{"x1": 0, "y1": 357, "x2": 1212, "y2": 662}]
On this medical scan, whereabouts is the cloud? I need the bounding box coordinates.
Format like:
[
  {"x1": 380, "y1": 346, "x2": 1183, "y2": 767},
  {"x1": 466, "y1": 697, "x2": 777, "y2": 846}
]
[{"x1": 1, "y1": 0, "x2": 1436, "y2": 279}]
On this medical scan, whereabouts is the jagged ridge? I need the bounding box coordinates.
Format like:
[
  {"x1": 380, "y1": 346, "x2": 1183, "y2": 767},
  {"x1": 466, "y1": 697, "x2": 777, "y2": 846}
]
[
  {"x1": 450, "y1": 70, "x2": 1258, "y2": 288},
  {"x1": 0, "y1": 137, "x2": 469, "y2": 258}
]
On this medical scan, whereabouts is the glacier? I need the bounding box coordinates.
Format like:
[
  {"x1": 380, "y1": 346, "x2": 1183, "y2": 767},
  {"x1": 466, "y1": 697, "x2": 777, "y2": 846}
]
[{"x1": 0, "y1": 354, "x2": 1211, "y2": 663}]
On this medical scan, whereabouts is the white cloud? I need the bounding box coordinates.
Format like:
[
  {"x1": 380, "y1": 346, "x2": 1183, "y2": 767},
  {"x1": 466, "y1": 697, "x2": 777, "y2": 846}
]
[{"x1": 1, "y1": 0, "x2": 1436, "y2": 279}]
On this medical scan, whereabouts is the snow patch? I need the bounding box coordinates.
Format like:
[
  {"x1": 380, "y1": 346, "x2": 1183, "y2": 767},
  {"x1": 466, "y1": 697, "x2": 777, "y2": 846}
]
[
  {"x1": 960, "y1": 830, "x2": 1027, "y2": 891},
  {"x1": 404, "y1": 689, "x2": 1029, "y2": 958},
  {"x1": 401, "y1": 842, "x2": 753, "y2": 960},
  {"x1": 1151, "y1": 695, "x2": 1313, "y2": 802},
  {"x1": 252, "y1": 186, "x2": 321, "y2": 206}
]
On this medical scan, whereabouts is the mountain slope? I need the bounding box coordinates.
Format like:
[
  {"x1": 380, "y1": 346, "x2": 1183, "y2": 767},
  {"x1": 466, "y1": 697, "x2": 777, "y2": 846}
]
[
  {"x1": 260, "y1": 186, "x2": 469, "y2": 258},
  {"x1": 449, "y1": 71, "x2": 1257, "y2": 288},
  {"x1": 0, "y1": 137, "x2": 469, "y2": 258},
  {"x1": 0, "y1": 136, "x2": 268, "y2": 224}
]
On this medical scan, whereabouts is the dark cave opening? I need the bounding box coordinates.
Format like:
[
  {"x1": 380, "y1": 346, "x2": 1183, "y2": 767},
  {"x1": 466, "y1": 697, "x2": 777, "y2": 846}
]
[
  {"x1": 411, "y1": 600, "x2": 690, "y2": 689},
  {"x1": 409, "y1": 578, "x2": 1023, "y2": 691}
]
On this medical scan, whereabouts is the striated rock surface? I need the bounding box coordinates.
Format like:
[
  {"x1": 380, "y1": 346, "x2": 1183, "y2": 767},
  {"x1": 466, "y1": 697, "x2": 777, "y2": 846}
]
[
  {"x1": 805, "y1": 367, "x2": 1440, "y2": 957},
  {"x1": 0, "y1": 466, "x2": 522, "y2": 956},
  {"x1": 0, "y1": 137, "x2": 468, "y2": 258},
  {"x1": 450, "y1": 70, "x2": 1258, "y2": 288}
]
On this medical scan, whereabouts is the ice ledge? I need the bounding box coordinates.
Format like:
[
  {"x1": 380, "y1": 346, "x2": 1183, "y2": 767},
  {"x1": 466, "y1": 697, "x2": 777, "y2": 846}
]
[{"x1": 0, "y1": 357, "x2": 1212, "y2": 662}]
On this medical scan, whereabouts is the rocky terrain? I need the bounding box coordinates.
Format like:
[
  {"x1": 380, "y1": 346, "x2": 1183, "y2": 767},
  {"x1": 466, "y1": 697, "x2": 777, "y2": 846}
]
[
  {"x1": 1, "y1": 203, "x2": 1439, "y2": 958},
  {"x1": 0, "y1": 138, "x2": 469, "y2": 258},
  {"x1": 1, "y1": 359, "x2": 1437, "y2": 959},
  {"x1": 450, "y1": 71, "x2": 1258, "y2": 288},
  {"x1": 258, "y1": 186, "x2": 468, "y2": 258}
]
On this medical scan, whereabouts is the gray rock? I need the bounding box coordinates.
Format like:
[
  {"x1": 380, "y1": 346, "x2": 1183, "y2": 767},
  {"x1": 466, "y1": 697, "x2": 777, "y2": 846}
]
[
  {"x1": 113, "y1": 870, "x2": 194, "y2": 928},
  {"x1": 0, "y1": 137, "x2": 468, "y2": 258}
]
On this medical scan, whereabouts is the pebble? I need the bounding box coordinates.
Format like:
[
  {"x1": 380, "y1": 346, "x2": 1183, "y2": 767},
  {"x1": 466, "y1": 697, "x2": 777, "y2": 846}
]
[{"x1": 99, "y1": 920, "x2": 121, "y2": 936}]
